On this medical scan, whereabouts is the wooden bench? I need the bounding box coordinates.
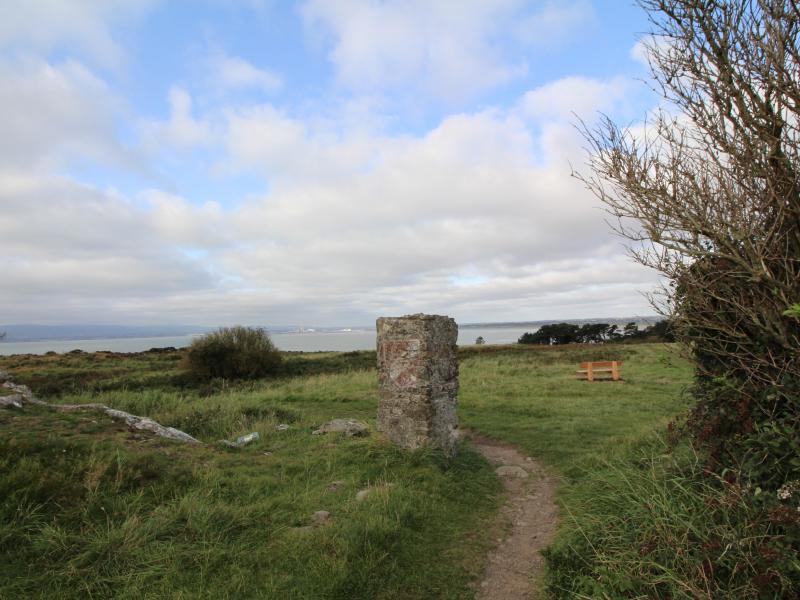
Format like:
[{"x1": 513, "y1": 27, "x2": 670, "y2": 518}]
[{"x1": 576, "y1": 361, "x2": 622, "y2": 381}]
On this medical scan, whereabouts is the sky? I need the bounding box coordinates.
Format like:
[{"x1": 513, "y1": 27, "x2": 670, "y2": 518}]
[{"x1": 1, "y1": 0, "x2": 663, "y2": 328}]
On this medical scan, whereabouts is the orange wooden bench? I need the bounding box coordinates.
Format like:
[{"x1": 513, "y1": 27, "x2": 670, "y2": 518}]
[{"x1": 576, "y1": 361, "x2": 622, "y2": 381}]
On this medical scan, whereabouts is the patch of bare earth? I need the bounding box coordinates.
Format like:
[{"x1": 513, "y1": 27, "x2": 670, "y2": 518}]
[{"x1": 467, "y1": 431, "x2": 559, "y2": 600}]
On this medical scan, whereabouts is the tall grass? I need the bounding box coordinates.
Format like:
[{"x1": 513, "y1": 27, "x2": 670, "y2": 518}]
[{"x1": 545, "y1": 438, "x2": 800, "y2": 599}]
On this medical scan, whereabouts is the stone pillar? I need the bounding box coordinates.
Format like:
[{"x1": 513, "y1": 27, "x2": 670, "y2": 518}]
[{"x1": 376, "y1": 314, "x2": 459, "y2": 457}]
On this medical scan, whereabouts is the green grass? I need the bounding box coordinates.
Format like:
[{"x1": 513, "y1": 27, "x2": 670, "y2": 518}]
[
  {"x1": 459, "y1": 343, "x2": 692, "y2": 479},
  {"x1": 1, "y1": 350, "x2": 501, "y2": 599},
  {"x1": 0, "y1": 408, "x2": 500, "y2": 599},
  {"x1": 543, "y1": 438, "x2": 800, "y2": 599},
  {"x1": 0, "y1": 343, "x2": 694, "y2": 598}
]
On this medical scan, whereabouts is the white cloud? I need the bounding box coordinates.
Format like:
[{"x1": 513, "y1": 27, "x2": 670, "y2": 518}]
[
  {"x1": 223, "y1": 104, "x2": 380, "y2": 182},
  {"x1": 0, "y1": 85, "x2": 658, "y2": 326},
  {"x1": 141, "y1": 189, "x2": 227, "y2": 247},
  {"x1": 213, "y1": 99, "x2": 657, "y2": 323},
  {"x1": 141, "y1": 87, "x2": 213, "y2": 149},
  {"x1": 511, "y1": 1, "x2": 594, "y2": 47},
  {"x1": 300, "y1": 0, "x2": 591, "y2": 100},
  {"x1": 629, "y1": 35, "x2": 675, "y2": 70},
  {"x1": 520, "y1": 76, "x2": 634, "y2": 123},
  {"x1": 210, "y1": 53, "x2": 282, "y2": 94},
  {"x1": 0, "y1": 43, "x2": 658, "y2": 327},
  {"x1": 630, "y1": 38, "x2": 650, "y2": 68},
  {"x1": 0, "y1": 173, "x2": 215, "y2": 318},
  {"x1": 0, "y1": 0, "x2": 157, "y2": 69},
  {"x1": 0, "y1": 1, "x2": 662, "y2": 328},
  {"x1": 0, "y1": 57, "x2": 126, "y2": 170}
]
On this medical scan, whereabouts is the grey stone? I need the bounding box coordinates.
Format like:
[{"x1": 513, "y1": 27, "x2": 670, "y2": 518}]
[
  {"x1": 1, "y1": 371, "x2": 201, "y2": 444},
  {"x1": 376, "y1": 314, "x2": 459, "y2": 457},
  {"x1": 219, "y1": 431, "x2": 260, "y2": 448},
  {"x1": 105, "y1": 409, "x2": 201, "y2": 444},
  {"x1": 311, "y1": 510, "x2": 331, "y2": 524},
  {"x1": 3, "y1": 381, "x2": 31, "y2": 396},
  {"x1": 275, "y1": 423, "x2": 290, "y2": 431},
  {"x1": 495, "y1": 465, "x2": 529, "y2": 479},
  {"x1": 234, "y1": 431, "x2": 260, "y2": 446},
  {"x1": 312, "y1": 419, "x2": 369, "y2": 436},
  {"x1": 0, "y1": 394, "x2": 24, "y2": 408}
]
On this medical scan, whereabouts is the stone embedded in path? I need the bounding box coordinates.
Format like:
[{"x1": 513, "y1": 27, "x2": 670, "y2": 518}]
[
  {"x1": 376, "y1": 314, "x2": 459, "y2": 457},
  {"x1": 495, "y1": 465, "x2": 529, "y2": 479}
]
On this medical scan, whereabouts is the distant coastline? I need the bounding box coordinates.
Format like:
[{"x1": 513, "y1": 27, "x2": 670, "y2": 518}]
[
  {"x1": 0, "y1": 317, "x2": 663, "y2": 356},
  {"x1": 0, "y1": 316, "x2": 660, "y2": 344}
]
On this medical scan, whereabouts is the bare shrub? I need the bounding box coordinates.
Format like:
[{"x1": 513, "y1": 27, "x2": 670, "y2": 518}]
[{"x1": 577, "y1": 1, "x2": 800, "y2": 468}]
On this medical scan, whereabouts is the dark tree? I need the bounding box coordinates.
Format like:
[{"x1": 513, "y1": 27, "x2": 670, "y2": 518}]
[{"x1": 577, "y1": 323, "x2": 611, "y2": 343}]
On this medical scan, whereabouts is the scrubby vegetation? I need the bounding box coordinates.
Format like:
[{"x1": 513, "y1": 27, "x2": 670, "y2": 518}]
[{"x1": 183, "y1": 326, "x2": 282, "y2": 381}]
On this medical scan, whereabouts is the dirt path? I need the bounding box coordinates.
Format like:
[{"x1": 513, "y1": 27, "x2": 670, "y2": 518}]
[{"x1": 467, "y1": 431, "x2": 559, "y2": 600}]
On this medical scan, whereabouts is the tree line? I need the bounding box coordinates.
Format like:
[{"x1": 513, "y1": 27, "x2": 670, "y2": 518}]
[{"x1": 517, "y1": 320, "x2": 673, "y2": 345}]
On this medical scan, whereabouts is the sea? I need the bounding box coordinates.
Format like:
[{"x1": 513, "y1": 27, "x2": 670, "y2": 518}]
[{"x1": 0, "y1": 325, "x2": 539, "y2": 356}]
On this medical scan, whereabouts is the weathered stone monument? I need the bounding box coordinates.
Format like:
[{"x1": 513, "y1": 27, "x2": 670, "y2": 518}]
[{"x1": 376, "y1": 314, "x2": 459, "y2": 457}]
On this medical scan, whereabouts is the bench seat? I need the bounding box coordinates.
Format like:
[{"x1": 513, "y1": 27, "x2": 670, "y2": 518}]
[{"x1": 576, "y1": 360, "x2": 622, "y2": 381}]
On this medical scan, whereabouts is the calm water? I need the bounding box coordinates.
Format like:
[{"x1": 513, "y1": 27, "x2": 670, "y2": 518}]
[{"x1": 0, "y1": 326, "x2": 538, "y2": 356}]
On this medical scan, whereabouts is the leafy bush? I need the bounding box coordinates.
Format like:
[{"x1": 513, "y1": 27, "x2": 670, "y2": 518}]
[
  {"x1": 183, "y1": 326, "x2": 282, "y2": 381},
  {"x1": 688, "y1": 376, "x2": 800, "y2": 490}
]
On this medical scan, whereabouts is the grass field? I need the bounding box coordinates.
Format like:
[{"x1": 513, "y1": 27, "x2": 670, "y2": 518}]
[{"x1": 0, "y1": 342, "x2": 693, "y2": 598}]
